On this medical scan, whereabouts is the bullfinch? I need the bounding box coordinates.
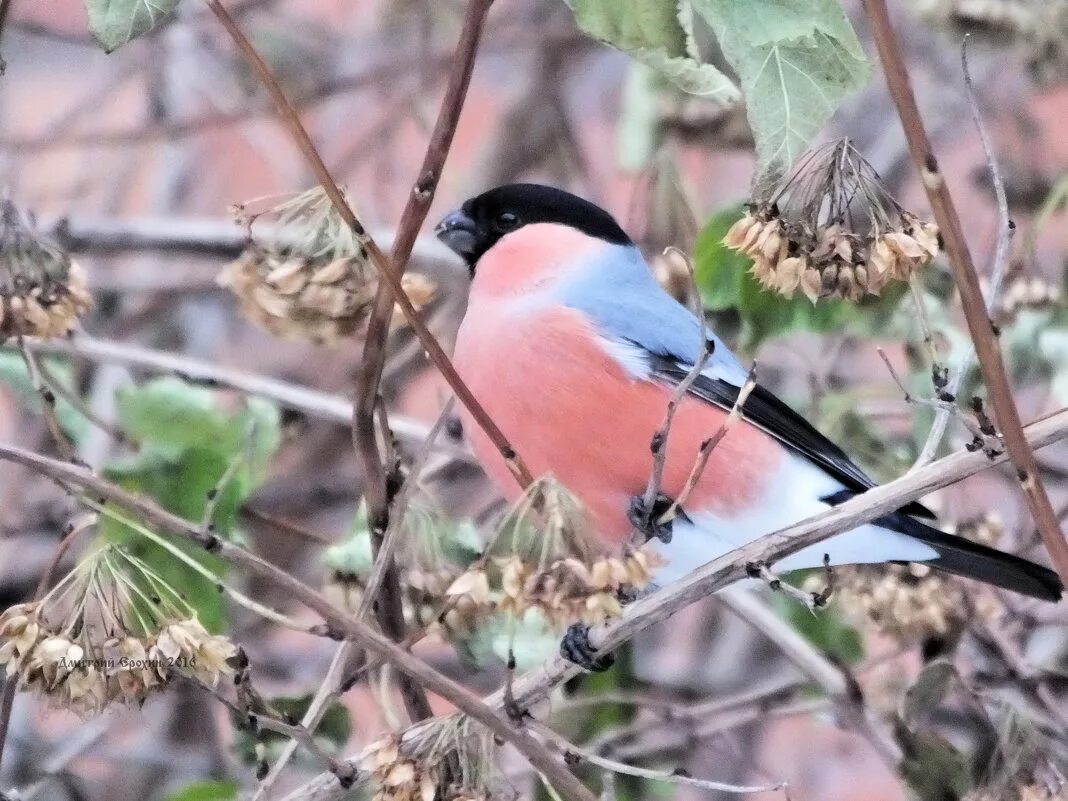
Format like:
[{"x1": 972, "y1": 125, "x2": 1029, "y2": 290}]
[{"x1": 435, "y1": 183, "x2": 1062, "y2": 621}]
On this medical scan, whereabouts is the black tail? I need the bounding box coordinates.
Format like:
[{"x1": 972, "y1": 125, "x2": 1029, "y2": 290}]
[{"x1": 881, "y1": 512, "x2": 1063, "y2": 602}]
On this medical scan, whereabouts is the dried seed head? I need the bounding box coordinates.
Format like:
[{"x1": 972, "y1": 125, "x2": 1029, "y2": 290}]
[
  {"x1": 0, "y1": 201, "x2": 92, "y2": 342},
  {"x1": 722, "y1": 139, "x2": 939, "y2": 303},
  {"x1": 363, "y1": 735, "x2": 442, "y2": 801},
  {"x1": 819, "y1": 511, "x2": 1005, "y2": 641},
  {"x1": 219, "y1": 187, "x2": 436, "y2": 345},
  {"x1": 0, "y1": 543, "x2": 237, "y2": 716},
  {"x1": 995, "y1": 269, "x2": 1061, "y2": 323}
]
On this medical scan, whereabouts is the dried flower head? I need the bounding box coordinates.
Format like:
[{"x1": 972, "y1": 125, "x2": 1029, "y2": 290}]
[
  {"x1": 820, "y1": 512, "x2": 1004, "y2": 641},
  {"x1": 994, "y1": 269, "x2": 1061, "y2": 323},
  {"x1": 0, "y1": 544, "x2": 236, "y2": 716},
  {"x1": 723, "y1": 139, "x2": 939, "y2": 302},
  {"x1": 0, "y1": 200, "x2": 92, "y2": 342},
  {"x1": 219, "y1": 187, "x2": 436, "y2": 344},
  {"x1": 363, "y1": 720, "x2": 501, "y2": 801}
]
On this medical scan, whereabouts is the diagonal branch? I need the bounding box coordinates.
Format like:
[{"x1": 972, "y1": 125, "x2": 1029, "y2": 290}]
[
  {"x1": 17, "y1": 335, "x2": 470, "y2": 459},
  {"x1": 0, "y1": 443, "x2": 597, "y2": 801},
  {"x1": 910, "y1": 35, "x2": 1015, "y2": 470},
  {"x1": 346, "y1": 0, "x2": 497, "y2": 726},
  {"x1": 203, "y1": 0, "x2": 531, "y2": 488},
  {"x1": 283, "y1": 405, "x2": 1068, "y2": 801},
  {"x1": 861, "y1": 0, "x2": 1068, "y2": 585}
]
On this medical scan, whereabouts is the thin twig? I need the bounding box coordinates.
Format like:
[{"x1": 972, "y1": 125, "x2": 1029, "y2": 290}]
[
  {"x1": 911, "y1": 34, "x2": 1016, "y2": 470},
  {"x1": 187, "y1": 674, "x2": 358, "y2": 786},
  {"x1": 254, "y1": 398, "x2": 456, "y2": 796},
  {"x1": 270, "y1": 406, "x2": 1068, "y2": 801},
  {"x1": 862, "y1": 0, "x2": 1068, "y2": 584},
  {"x1": 634, "y1": 250, "x2": 712, "y2": 541},
  {"x1": 18, "y1": 335, "x2": 470, "y2": 460},
  {"x1": 531, "y1": 720, "x2": 787, "y2": 796},
  {"x1": 348, "y1": 0, "x2": 496, "y2": 729},
  {"x1": 659, "y1": 366, "x2": 758, "y2": 526},
  {"x1": 718, "y1": 586, "x2": 902, "y2": 768},
  {"x1": 0, "y1": 444, "x2": 597, "y2": 801},
  {"x1": 17, "y1": 338, "x2": 77, "y2": 461},
  {"x1": 877, "y1": 348, "x2": 1000, "y2": 455},
  {"x1": 34, "y1": 358, "x2": 127, "y2": 444},
  {"x1": 203, "y1": 0, "x2": 531, "y2": 488}
]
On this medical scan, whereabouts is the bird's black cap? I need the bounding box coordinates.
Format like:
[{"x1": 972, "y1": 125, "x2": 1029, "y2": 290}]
[{"x1": 435, "y1": 183, "x2": 631, "y2": 270}]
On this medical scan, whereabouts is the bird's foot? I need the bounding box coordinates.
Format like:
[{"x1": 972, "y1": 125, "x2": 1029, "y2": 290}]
[
  {"x1": 560, "y1": 623, "x2": 614, "y2": 672},
  {"x1": 627, "y1": 492, "x2": 676, "y2": 544}
]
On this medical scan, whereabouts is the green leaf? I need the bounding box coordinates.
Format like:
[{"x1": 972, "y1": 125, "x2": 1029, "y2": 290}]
[
  {"x1": 116, "y1": 377, "x2": 280, "y2": 475},
  {"x1": 85, "y1": 0, "x2": 180, "y2": 52},
  {"x1": 692, "y1": 0, "x2": 870, "y2": 181},
  {"x1": 617, "y1": 62, "x2": 663, "y2": 171},
  {"x1": 903, "y1": 660, "x2": 955, "y2": 724},
  {"x1": 565, "y1": 0, "x2": 741, "y2": 102},
  {"x1": 694, "y1": 206, "x2": 906, "y2": 352},
  {"x1": 894, "y1": 722, "x2": 972, "y2": 801},
  {"x1": 100, "y1": 377, "x2": 281, "y2": 630},
  {"x1": 162, "y1": 781, "x2": 238, "y2": 801},
  {"x1": 0, "y1": 352, "x2": 89, "y2": 440}
]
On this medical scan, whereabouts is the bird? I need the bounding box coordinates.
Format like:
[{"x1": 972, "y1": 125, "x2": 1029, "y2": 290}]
[{"x1": 434, "y1": 183, "x2": 1061, "y2": 664}]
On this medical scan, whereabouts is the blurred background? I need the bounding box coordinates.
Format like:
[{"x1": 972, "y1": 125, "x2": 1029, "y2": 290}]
[{"x1": 2, "y1": 1, "x2": 1068, "y2": 800}]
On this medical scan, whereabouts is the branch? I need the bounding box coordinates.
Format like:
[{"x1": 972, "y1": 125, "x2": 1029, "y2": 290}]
[
  {"x1": 861, "y1": 0, "x2": 1068, "y2": 585},
  {"x1": 718, "y1": 587, "x2": 902, "y2": 767},
  {"x1": 254, "y1": 399, "x2": 456, "y2": 796},
  {"x1": 345, "y1": 0, "x2": 496, "y2": 726},
  {"x1": 36, "y1": 214, "x2": 455, "y2": 264},
  {"x1": 204, "y1": 0, "x2": 532, "y2": 489},
  {"x1": 530, "y1": 720, "x2": 786, "y2": 796},
  {"x1": 0, "y1": 444, "x2": 597, "y2": 801},
  {"x1": 910, "y1": 35, "x2": 1015, "y2": 470},
  {"x1": 17, "y1": 335, "x2": 473, "y2": 462},
  {"x1": 283, "y1": 405, "x2": 1068, "y2": 801}
]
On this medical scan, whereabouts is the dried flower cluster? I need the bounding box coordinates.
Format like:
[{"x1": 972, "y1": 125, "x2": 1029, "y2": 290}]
[
  {"x1": 445, "y1": 477, "x2": 661, "y2": 629},
  {"x1": 819, "y1": 513, "x2": 1004, "y2": 641},
  {"x1": 364, "y1": 736, "x2": 440, "y2": 801},
  {"x1": 363, "y1": 728, "x2": 496, "y2": 801},
  {"x1": 723, "y1": 139, "x2": 939, "y2": 302},
  {"x1": 994, "y1": 271, "x2": 1061, "y2": 322},
  {"x1": 0, "y1": 200, "x2": 92, "y2": 342},
  {"x1": 219, "y1": 187, "x2": 436, "y2": 344},
  {"x1": 0, "y1": 545, "x2": 235, "y2": 716}
]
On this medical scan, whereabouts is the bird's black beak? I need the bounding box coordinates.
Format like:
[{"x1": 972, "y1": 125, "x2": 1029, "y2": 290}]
[{"x1": 435, "y1": 208, "x2": 480, "y2": 266}]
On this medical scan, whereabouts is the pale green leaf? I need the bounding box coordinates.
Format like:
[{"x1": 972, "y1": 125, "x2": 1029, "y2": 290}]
[
  {"x1": 692, "y1": 0, "x2": 870, "y2": 181},
  {"x1": 565, "y1": 0, "x2": 740, "y2": 102},
  {"x1": 617, "y1": 63, "x2": 662, "y2": 171},
  {"x1": 163, "y1": 782, "x2": 238, "y2": 801},
  {"x1": 85, "y1": 0, "x2": 179, "y2": 52},
  {"x1": 0, "y1": 352, "x2": 89, "y2": 440}
]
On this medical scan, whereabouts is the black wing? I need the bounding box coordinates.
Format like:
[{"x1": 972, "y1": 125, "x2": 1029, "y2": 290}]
[{"x1": 649, "y1": 356, "x2": 935, "y2": 520}]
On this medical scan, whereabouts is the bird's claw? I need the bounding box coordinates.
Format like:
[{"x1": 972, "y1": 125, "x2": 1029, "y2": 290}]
[
  {"x1": 560, "y1": 623, "x2": 614, "y2": 672},
  {"x1": 628, "y1": 493, "x2": 675, "y2": 544}
]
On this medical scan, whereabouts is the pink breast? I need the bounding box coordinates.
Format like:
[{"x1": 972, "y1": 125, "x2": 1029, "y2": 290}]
[{"x1": 453, "y1": 303, "x2": 784, "y2": 546}]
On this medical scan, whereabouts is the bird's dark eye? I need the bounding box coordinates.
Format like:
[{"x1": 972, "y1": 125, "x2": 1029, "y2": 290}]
[{"x1": 494, "y1": 211, "x2": 519, "y2": 232}]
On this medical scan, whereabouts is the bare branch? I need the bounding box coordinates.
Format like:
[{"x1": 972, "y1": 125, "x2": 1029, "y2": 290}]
[
  {"x1": 862, "y1": 0, "x2": 1068, "y2": 583},
  {"x1": 911, "y1": 35, "x2": 1016, "y2": 470},
  {"x1": 281, "y1": 405, "x2": 1068, "y2": 801},
  {"x1": 0, "y1": 443, "x2": 597, "y2": 801}
]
